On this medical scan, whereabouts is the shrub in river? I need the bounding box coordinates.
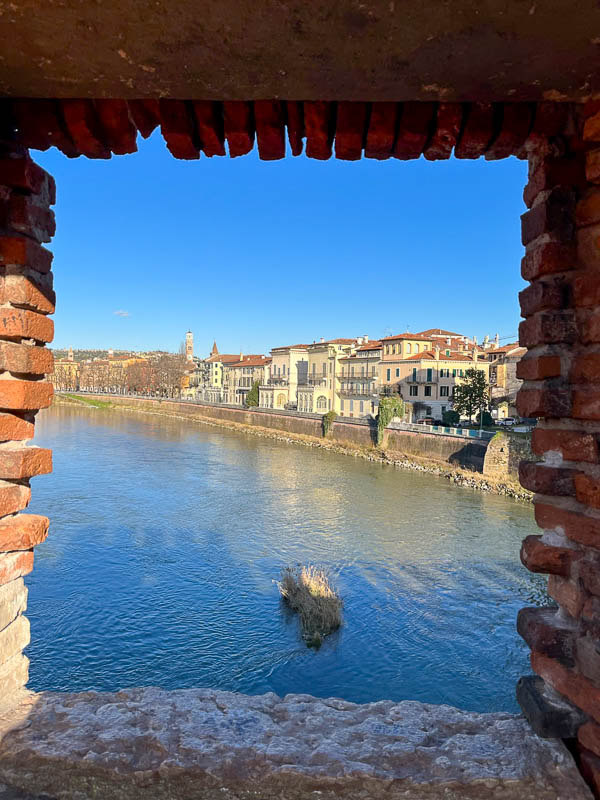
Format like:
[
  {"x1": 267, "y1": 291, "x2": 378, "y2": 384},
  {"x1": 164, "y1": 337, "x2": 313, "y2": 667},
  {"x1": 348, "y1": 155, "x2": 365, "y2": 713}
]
[
  {"x1": 322, "y1": 410, "x2": 337, "y2": 437},
  {"x1": 277, "y1": 565, "x2": 342, "y2": 648}
]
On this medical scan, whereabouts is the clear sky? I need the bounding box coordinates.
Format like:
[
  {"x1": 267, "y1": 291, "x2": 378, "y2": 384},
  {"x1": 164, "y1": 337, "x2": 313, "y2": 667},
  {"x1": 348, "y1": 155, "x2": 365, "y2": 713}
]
[{"x1": 34, "y1": 133, "x2": 528, "y2": 357}]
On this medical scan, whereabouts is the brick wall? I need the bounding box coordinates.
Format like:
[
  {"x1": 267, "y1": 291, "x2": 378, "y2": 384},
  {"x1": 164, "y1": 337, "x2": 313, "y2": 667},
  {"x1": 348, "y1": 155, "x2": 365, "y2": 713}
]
[
  {"x1": 0, "y1": 146, "x2": 54, "y2": 707},
  {"x1": 516, "y1": 104, "x2": 600, "y2": 796}
]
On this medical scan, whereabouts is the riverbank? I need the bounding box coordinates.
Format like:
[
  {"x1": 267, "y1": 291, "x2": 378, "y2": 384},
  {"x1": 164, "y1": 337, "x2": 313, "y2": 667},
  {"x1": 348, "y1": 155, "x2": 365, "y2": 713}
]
[{"x1": 53, "y1": 393, "x2": 532, "y2": 502}]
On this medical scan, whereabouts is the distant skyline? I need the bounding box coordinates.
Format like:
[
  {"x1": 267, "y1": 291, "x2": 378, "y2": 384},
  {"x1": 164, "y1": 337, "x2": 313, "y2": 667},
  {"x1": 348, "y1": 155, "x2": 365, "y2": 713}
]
[{"x1": 35, "y1": 133, "x2": 527, "y2": 356}]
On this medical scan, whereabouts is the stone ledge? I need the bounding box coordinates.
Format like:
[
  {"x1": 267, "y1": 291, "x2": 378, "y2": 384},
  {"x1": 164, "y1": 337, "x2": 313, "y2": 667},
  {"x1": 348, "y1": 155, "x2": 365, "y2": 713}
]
[{"x1": 0, "y1": 688, "x2": 593, "y2": 799}]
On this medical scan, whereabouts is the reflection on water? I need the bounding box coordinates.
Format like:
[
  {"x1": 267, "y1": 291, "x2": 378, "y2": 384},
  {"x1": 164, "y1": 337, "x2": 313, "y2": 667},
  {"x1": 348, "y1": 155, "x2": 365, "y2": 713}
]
[{"x1": 25, "y1": 404, "x2": 548, "y2": 712}]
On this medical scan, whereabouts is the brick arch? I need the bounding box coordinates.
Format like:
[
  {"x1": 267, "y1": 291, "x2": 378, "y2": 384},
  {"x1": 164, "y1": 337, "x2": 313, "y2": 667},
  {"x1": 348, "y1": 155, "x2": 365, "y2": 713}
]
[{"x1": 3, "y1": 98, "x2": 600, "y2": 794}]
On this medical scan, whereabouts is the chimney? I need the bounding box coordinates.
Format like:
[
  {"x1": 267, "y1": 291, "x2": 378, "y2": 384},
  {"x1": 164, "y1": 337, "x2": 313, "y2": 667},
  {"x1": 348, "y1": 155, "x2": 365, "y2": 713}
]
[
  {"x1": 239, "y1": 352, "x2": 243, "y2": 361},
  {"x1": 495, "y1": 332, "x2": 500, "y2": 348},
  {"x1": 357, "y1": 336, "x2": 363, "y2": 345},
  {"x1": 364, "y1": 334, "x2": 369, "y2": 343},
  {"x1": 320, "y1": 337, "x2": 325, "y2": 343},
  {"x1": 435, "y1": 346, "x2": 440, "y2": 361}
]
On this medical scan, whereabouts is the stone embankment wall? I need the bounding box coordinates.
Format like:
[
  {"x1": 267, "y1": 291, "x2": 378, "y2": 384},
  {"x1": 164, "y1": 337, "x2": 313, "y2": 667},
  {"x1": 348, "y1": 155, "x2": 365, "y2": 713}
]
[{"x1": 73, "y1": 395, "x2": 527, "y2": 479}]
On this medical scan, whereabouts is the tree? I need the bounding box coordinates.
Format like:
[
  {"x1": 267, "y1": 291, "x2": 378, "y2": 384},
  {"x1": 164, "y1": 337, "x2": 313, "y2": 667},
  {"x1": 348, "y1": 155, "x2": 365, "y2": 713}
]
[
  {"x1": 442, "y1": 409, "x2": 460, "y2": 426},
  {"x1": 245, "y1": 380, "x2": 260, "y2": 407},
  {"x1": 452, "y1": 368, "x2": 489, "y2": 422},
  {"x1": 476, "y1": 409, "x2": 494, "y2": 427},
  {"x1": 377, "y1": 396, "x2": 404, "y2": 446}
]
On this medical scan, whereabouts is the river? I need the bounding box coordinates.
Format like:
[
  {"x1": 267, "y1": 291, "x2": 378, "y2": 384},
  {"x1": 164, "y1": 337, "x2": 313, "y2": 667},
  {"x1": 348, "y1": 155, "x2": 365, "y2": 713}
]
[{"x1": 24, "y1": 403, "x2": 547, "y2": 712}]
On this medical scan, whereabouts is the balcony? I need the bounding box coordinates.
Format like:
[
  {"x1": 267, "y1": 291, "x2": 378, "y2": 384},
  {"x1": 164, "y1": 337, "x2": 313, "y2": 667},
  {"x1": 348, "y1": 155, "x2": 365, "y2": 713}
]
[
  {"x1": 339, "y1": 385, "x2": 378, "y2": 397},
  {"x1": 307, "y1": 376, "x2": 328, "y2": 386},
  {"x1": 337, "y1": 373, "x2": 377, "y2": 381},
  {"x1": 266, "y1": 376, "x2": 289, "y2": 386}
]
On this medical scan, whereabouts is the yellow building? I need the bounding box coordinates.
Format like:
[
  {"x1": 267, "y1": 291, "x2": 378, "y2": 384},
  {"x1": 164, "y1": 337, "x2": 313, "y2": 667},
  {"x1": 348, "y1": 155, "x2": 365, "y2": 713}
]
[
  {"x1": 259, "y1": 344, "x2": 309, "y2": 409},
  {"x1": 223, "y1": 355, "x2": 271, "y2": 406},
  {"x1": 487, "y1": 342, "x2": 527, "y2": 418},
  {"x1": 52, "y1": 360, "x2": 80, "y2": 391},
  {"x1": 297, "y1": 338, "x2": 358, "y2": 414},
  {"x1": 337, "y1": 340, "x2": 382, "y2": 418}
]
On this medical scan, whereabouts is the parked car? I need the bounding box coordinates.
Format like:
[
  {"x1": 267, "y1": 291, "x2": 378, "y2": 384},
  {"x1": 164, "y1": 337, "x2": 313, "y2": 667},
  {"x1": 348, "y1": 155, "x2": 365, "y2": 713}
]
[
  {"x1": 416, "y1": 418, "x2": 435, "y2": 425},
  {"x1": 497, "y1": 417, "x2": 516, "y2": 426}
]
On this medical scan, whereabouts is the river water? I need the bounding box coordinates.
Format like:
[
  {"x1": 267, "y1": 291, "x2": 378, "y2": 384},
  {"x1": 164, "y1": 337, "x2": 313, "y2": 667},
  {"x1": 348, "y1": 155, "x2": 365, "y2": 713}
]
[{"x1": 25, "y1": 404, "x2": 547, "y2": 712}]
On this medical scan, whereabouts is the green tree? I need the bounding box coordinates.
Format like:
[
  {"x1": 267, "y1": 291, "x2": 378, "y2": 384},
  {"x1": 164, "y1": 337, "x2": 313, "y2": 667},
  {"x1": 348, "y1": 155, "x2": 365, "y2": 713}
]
[
  {"x1": 442, "y1": 409, "x2": 460, "y2": 426},
  {"x1": 476, "y1": 409, "x2": 494, "y2": 427},
  {"x1": 452, "y1": 368, "x2": 489, "y2": 422},
  {"x1": 245, "y1": 380, "x2": 260, "y2": 407},
  {"x1": 377, "y1": 396, "x2": 404, "y2": 446},
  {"x1": 322, "y1": 410, "x2": 337, "y2": 437}
]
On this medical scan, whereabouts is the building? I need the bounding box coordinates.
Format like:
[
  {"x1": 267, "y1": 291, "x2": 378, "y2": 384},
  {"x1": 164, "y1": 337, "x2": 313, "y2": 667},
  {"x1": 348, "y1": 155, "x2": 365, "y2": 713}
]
[
  {"x1": 223, "y1": 355, "x2": 271, "y2": 406},
  {"x1": 297, "y1": 338, "x2": 359, "y2": 414},
  {"x1": 259, "y1": 344, "x2": 309, "y2": 409},
  {"x1": 201, "y1": 352, "x2": 242, "y2": 403},
  {"x1": 337, "y1": 340, "x2": 382, "y2": 418},
  {"x1": 487, "y1": 342, "x2": 527, "y2": 419}
]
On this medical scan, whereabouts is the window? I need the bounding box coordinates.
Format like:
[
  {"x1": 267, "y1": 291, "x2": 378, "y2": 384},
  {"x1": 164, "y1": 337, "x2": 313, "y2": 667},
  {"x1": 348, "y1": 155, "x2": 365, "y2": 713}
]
[
  {"x1": 415, "y1": 344, "x2": 419, "y2": 353},
  {"x1": 441, "y1": 406, "x2": 446, "y2": 414},
  {"x1": 426, "y1": 368, "x2": 433, "y2": 382},
  {"x1": 426, "y1": 406, "x2": 432, "y2": 416},
  {"x1": 407, "y1": 343, "x2": 412, "y2": 354},
  {"x1": 452, "y1": 369, "x2": 457, "y2": 377},
  {"x1": 412, "y1": 367, "x2": 417, "y2": 381},
  {"x1": 440, "y1": 386, "x2": 449, "y2": 397},
  {"x1": 424, "y1": 386, "x2": 432, "y2": 397},
  {"x1": 316, "y1": 395, "x2": 327, "y2": 410},
  {"x1": 446, "y1": 349, "x2": 450, "y2": 356},
  {"x1": 340, "y1": 399, "x2": 344, "y2": 411},
  {"x1": 350, "y1": 400, "x2": 354, "y2": 412},
  {"x1": 409, "y1": 385, "x2": 418, "y2": 396},
  {"x1": 440, "y1": 368, "x2": 450, "y2": 378},
  {"x1": 395, "y1": 368, "x2": 400, "y2": 377},
  {"x1": 360, "y1": 401, "x2": 364, "y2": 414},
  {"x1": 386, "y1": 368, "x2": 391, "y2": 381}
]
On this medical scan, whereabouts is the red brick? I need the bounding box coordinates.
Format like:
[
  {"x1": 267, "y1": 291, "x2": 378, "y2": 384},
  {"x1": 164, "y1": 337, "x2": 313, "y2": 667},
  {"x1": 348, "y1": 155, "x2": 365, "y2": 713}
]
[
  {"x1": 575, "y1": 473, "x2": 600, "y2": 510},
  {"x1": 519, "y1": 461, "x2": 576, "y2": 496},
  {"x1": 0, "y1": 342, "x2": 53, "y2": 376},
  {"x1": 0, "y1": 482, "x2": 30, "y2": 517},
  {"x1": 535, "y1": 502, "x2": 600, "y2": 548},
  {"x1": 529, "y1": 103, "x2": 569, "y2": 139},
  {"x1": 0, "y1": 380, "x2": 52, "y2": 411},
  {"x1": 519, "y1": 312, "x2": 577, "y2": 347},
  {"x1": 577, "y1": 190, "x2": 600, "y2": 227},
  {"x1": 0, "y1": 273, "x2": 55, "y2": 315},
  {"x1": 304, "y1": 101, "x2": 334, "y2": 160},
  {"x1": 516, "y1": 354, "x2": 562, "y2": 381},
  {"x1": 519, "y1": 278, "x2": 569, "y2": 318},
  {"x1": 524, "y1": 155, "x2": 586, "y2": 209},
  {"x1": 532, "y1": 428, "x2": 598, "y2": 462},
  {"x1": 335, "y1": 102, "x2": 368, "y2": 161},
  {"x1": 60, "y1": 99, "x2": 111, "y2": 159},
  {"x1": 423, "y1": 103, "x2": 462, "y2": 161},
  {"x1": 532, "y1": 650, "x2": 600, "y2": 722},
  {"x1": 572, "y1": 354, "x2": 600, "y2": 383},
  {"x1": 521, "y1": 534, "x2": 579, "y2": 576},
  {"x1": 223, "y1": 101, "x2": 255, "y2": 158},
  {"x1": 580, "y1": 747, "x2": 600, "y2": 798},
  {"x1": 254, "y1": 100, "x2": 285, "y2": 161},
  {"x1": 577, "y1": 223, "x2": 600, "y2": 271},
  {"x1": 517, "y1": 606, "x2": 575, "y2": 666},
  {"x1": 584, "y1": 112, "x2": 600, "y2": 142},
  {"x1": 285, "y1": 101, "x2": 304, "y2": 157},
  {"x1": 0, "y1": 513, "x2": 48, "y2": 551},
  {"x1": 0, "y1": 308, "x2": 53, "y2": 343},
  {"x1": 394, "y1": 102, "x2": 435, "y2": 159},
  {"x1": 583, "y1": 597, "x2": 600, "y2": 636},
  {"x1": 192, "y1": 101, "x2": 225, "y2": 157},
  {"x1": 521, "y1": 187, "x2": 576, "y2": 246},
  {"x1": 577, "y1": 310, "x2": 600, "y2": 345},
  {"x1": 548, "y1": 574, "x2": 589, "y2": 618},
  {"x1": 517, "y1": 384, "x2": 571, "y2": 418},
  {"x1": 127, "y1": 100, "x2": 160, "y2": 139},
  {"x1": 576, "y1": 635, "x2": 600, "y2": 687},
  {"x1": 587, "y1": 149, "x2": 600, "y2": 184},
  {"x1": 454, "y1": 102, "x2": 494, "y2": 159},
  {"x1": 578, "y1": 554, "x2": 600, "y2": 596},
  {"x1": 365, "y1": 102, "x2": 397, "y2": 160},
  {"x1": 0, "y1": 194, "x2": 56, "y2": 243},
  {"x1": 0, "y1": 155, "x2": 52, "y2": 197},
  {"x1": 94, "y1": 99, "x2": 137, "y2": 155},
  {"x1": 521, "y1": 242, "x2": 577, "y2": 281},
  {"x1": 0, "y1": 413, "x2": 34, "y2": 442},
  {"x1": 0, "y1": 550, "x2": 33, "y2": 586},
  {"x1": 0, "y1": 236, "x2": 53, "y2": 274},
  {"x1": 11, "y1": 98, "x2": 78, "y2": 157},
  {"x1": 574, "y1": 389, "x2": 600, "y2": 421},
  {"x1": 573, "y1": 273, "x2": 600, "y2": 308},
  {"x1": 579, "y1": 721, "x2": 600, "y2": 757},
  {"x1": 159, "y1": 100, "x2": 199, "y2": 160},
  {"x1": 0, "y1": 446, "x2": 52, "y2": 479},
  {"x1": 486, "y1": 102, "x2": 533, "y2": 160}
]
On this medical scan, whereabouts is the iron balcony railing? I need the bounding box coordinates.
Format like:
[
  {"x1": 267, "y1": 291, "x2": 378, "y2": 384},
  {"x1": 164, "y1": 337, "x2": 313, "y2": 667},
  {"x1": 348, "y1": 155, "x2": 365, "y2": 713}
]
[
  {"x1": 337, "y1": 373, "x2": 377, "y2": 380},
  {"x1": 307, "y1": 376, "x2": 328, "y2": 386}
]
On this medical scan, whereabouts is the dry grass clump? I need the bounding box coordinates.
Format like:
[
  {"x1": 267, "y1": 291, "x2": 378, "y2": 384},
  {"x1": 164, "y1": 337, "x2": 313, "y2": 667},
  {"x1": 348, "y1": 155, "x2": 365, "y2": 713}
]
[{"x1": 277, "y1": 565, "x2": 342, "y2": 648}]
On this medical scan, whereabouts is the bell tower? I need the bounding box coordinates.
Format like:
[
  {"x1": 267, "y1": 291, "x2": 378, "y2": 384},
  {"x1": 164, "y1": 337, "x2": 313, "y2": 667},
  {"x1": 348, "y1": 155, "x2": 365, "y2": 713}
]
[{"x1": 185, "y1": 331, "x2": 194, "y2": 363}]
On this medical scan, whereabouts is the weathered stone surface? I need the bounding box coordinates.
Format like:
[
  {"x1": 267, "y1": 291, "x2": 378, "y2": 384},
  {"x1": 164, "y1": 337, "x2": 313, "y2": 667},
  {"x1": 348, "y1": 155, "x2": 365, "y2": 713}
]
[
  {"x1": 0, "y1": 657, "x2": 29, "y2": 709},
  {"x1": 0, "y1": 580, "x2": 27, "y2": 634},
  {"x1": 516, "y1": 674, "x2": 588, "y2": 738},
  {"x1": 0, "y1": 617, "x2": 29, "y2": 668},
  {"x1": 0, "y1": 688, "x2": 592, "y2": 800}
]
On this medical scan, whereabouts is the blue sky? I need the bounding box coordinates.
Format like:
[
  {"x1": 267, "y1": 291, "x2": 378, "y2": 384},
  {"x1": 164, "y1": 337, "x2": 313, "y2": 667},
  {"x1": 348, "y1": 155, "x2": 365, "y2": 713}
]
[{"x1": 34, "y1": 133, "x2": 527, "y2": 357}]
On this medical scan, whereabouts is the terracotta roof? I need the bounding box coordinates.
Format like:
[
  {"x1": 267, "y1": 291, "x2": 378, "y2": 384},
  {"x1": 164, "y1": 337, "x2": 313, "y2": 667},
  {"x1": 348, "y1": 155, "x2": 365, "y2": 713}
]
[
  {"x1": 380, "y1": 332, "x2": 433, "y2": 342},
  {"x1": 404, "y1": 350, "x2": 477, "y2": 362},
  {"x1": 205, "y1": 353, "x2": 240, "y2": 364},
  {"x1": 488, "y1": 342, "x2": 525, "y2": 354},
  {"x1": 357, "y1": 341, "x2": 382, "y2": 351},
  {"x1": 417, "y1": 328, "x2": 465, "y2": 338},
  {"x1": 225, "y1": 355, "x2": 271, "y2": 368},
  {"x1": 271, "y1": 344, "x2": 310, "y2": 351}
]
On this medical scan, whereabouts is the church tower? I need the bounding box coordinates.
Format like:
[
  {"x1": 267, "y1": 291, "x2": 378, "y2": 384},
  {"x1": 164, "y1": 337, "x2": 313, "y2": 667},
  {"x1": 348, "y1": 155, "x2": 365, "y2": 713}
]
[
  {"x1": 185, "y1": 331, "x2": 194, "y2": 363},
  {"x1": 68, "y1": 346, "x2": 74, "y2": 362},
  {"x1": 210, "y1": 340, "x2": 219, "y2": 357}
]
